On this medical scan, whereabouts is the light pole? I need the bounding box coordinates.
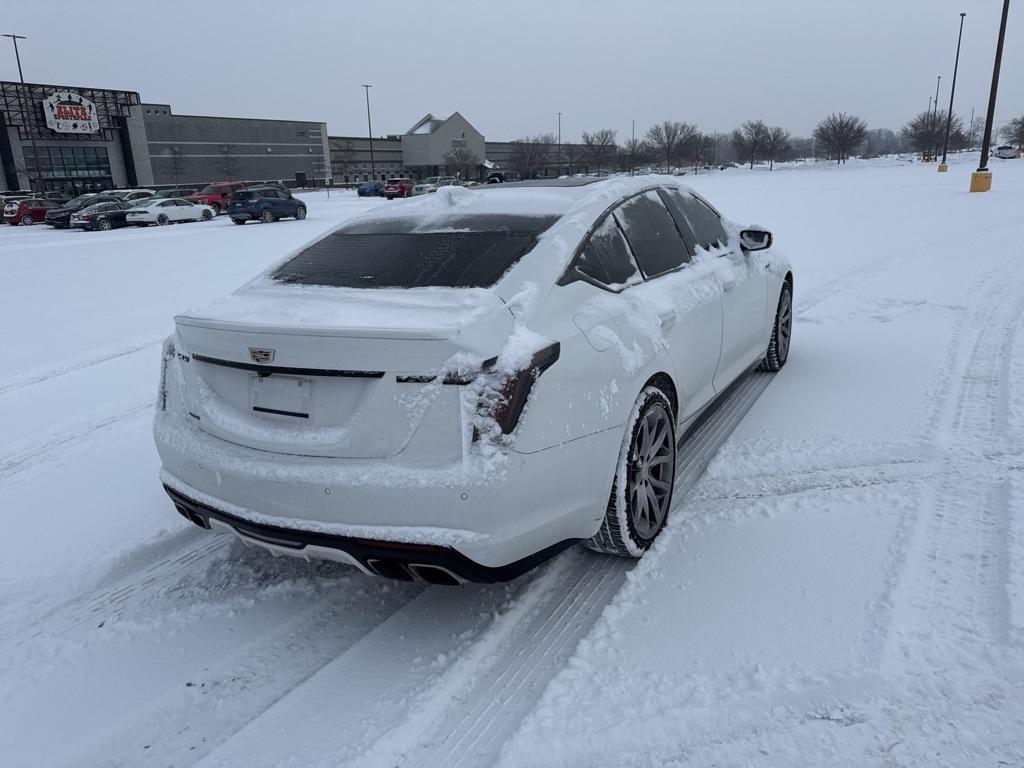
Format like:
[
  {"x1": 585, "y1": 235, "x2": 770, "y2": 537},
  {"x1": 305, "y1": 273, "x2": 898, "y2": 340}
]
[
  {"x1": 361, "y1": 84, "x2": 376, "y2": 181},
  {"x1": 557, "y1": 112, "x2": 561, "y2": 177},
  {"x1": 971, "y1": 0, "x2": 1012, "y2": 192},
  {"x1": 931, "y1": 75, "x2": 942, "y2": 161},
  {"x1": 2, "y1": 33, "x2": 45, "y2": 193},
  {"x1": 939, "y1": 13, "x2": 967, "y2": 171},
  {"x1": 631, "y1": 119, "x2": 635, "y2": 176}
]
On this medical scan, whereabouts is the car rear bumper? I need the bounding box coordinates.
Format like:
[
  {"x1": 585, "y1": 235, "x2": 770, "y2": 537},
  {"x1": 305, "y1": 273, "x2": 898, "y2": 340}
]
[
  {"x1": 163, "y1": 483, "x2": 578, "y2": 584},
  {"x1": 228, "y1": 211, "x2": 257, "y2": 220},
  {"x1": 154, "y1": 406, "x2": 620, "y2": 580}
]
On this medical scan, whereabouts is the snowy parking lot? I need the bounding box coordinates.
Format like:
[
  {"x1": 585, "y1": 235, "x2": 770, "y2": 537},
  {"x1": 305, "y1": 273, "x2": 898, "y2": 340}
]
[{"x1": 3, "y1": 156, "x2": 1024, "y2": 767}]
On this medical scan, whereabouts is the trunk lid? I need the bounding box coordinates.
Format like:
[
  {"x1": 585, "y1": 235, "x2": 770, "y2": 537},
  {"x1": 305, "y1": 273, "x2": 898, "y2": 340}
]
[{"x1": 173, "y1": 286, "x2": 512, "y2": 459}]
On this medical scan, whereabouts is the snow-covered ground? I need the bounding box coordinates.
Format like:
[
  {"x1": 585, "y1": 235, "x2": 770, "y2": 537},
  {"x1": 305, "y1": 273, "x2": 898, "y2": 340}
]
[{"x1": 2, "y1": 155, "x2": 1023, "y2": 767}]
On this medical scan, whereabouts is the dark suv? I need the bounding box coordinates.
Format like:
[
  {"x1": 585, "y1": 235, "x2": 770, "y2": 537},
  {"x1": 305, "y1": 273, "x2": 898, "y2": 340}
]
[{"x1": 228, "y1": 187, "x2": 307, "y2": 224}]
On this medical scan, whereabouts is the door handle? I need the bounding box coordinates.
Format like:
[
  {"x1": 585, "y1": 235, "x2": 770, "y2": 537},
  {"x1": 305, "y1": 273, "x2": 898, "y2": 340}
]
[
  {"x1": 659, "y1": 312, "x2": 676, "y2": 330},
  {"x1": 722, "y1": 281, "x2": 737, "y2": 293}
]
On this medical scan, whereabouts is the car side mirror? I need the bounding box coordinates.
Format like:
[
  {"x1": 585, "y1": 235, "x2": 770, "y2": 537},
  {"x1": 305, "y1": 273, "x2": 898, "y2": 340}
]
[{"x1": 739, "y1": 229, "x2": 773, "y2": 252}]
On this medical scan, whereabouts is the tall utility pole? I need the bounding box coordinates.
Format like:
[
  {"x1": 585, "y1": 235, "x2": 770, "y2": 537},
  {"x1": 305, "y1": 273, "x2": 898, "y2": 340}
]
[
  {"x1": 2, "y1": 33, "x2": 45, "y2": 193},
  {"x1": 939, "y1": 12, "x2": 967, "y2": 171},
  {"x1": 933, "y1": 76, "x2": 942, "y2": 122},
  {"x1": 361, "y1": 84, "x2": 376, "y2": 182},
  {"x1": 631, "y1": 119, "x2": 635, "y2": 176},
  {"x1": 557, "y1": 112, "x2": 561, "y2": 177},
  {"x1": 971, "y1": 0, "x2": 1012, "y2": 192}
]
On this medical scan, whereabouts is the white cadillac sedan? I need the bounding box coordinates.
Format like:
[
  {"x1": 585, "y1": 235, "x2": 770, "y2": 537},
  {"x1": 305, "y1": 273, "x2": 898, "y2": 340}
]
[
  {"x1": 154, "y1": 177, "x2": 792, "y2": 584},
  {"x1": 126, "y1": 198, "x2": 215, "y2": 226}
]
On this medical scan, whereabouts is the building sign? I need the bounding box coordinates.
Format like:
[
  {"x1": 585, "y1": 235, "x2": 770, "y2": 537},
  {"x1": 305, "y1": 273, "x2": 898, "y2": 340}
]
[{"x1": 41, "y1": 91, "x2": 99, "y2": 134}]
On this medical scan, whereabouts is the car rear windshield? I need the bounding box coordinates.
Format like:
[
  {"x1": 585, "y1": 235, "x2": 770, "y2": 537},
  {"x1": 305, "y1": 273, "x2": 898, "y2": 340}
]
[
  {"x1": 271, "y1": 214, "x2": 560, "y2": 289},
  {"x1": 198, "y1": 185, "x2": 224, "y2": 194},
  {"x1": 231, "y1": 190, "x2": 258, "y2": 200}
]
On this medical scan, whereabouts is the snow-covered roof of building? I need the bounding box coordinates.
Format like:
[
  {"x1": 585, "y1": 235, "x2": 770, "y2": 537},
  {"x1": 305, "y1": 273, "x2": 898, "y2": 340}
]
[{"x1": 406, "y1": 114, "x2": 448, "y2": 135}]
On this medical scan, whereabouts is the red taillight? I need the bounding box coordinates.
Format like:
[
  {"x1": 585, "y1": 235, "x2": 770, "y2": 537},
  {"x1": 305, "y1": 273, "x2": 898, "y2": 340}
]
[
  {"x1": 80, "y1": 214, "x2": 92, "y2": 221},
  {"x1": 482, "y1": 342, "x2": 561, "y2": 436}
]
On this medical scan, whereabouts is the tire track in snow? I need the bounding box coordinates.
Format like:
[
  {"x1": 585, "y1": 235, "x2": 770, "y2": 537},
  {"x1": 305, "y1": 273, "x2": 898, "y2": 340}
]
[
  {"x1": 0, "y1": 335, "x2": 164, "y2": 396},
  {"x1": 795, "y1": 214, "x2": 1024, "y2": 320},
  {"x1": 0, "y1": 396, "x2": 154, "y2": 482},
  {"x1": 895, "y1": 260, "x2": 1024, "y2": 658}
]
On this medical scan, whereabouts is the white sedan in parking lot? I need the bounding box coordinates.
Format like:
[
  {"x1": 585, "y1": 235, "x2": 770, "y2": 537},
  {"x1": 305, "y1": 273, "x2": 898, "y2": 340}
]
[
  {"x1": 126, "y1": 198, "x2": 216, "y2": 226},
  {"x1": 154, "y1": 177, "x2": 792, "y2": 584}
]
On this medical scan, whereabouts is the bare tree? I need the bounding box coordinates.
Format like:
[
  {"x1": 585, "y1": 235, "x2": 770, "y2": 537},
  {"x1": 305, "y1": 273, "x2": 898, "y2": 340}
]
[
  {"x1": 863, "y1": 128, "x2": 901, "y2": 157},
  {"x1": 581, "y1": 128, "x2": 618, "y2": 175},
  {"x1": 680, "y1": 132, "x2": 716, "y2": 170},
  {"x1": 645, "y1": 120, "x2": 697, "y2": 173},
  {"x1": 509, "y1": 134, "x2": 554, "y2": 179},
  {"x1": 731, "y1": 120, "x2": 770, "y2": 169},
  {"x1": 215, "y1": 145, "x2": 239, "y2": 181},
  {"x1": 446, "y1": 147, "x2": 480, "y2": 180},
  {"x1": 765, "y1": 126, "x2": 791, "y2": 170},
  {"x1": 562, "y1": 142, "x2": 586, "y2": 175},
  {"x1": 168, "y1": 146, "x2": 186, "y2": 187},
  {"x1": 1000, "y1": 116, "x2": 1024, "y2": 148},
  {"x1": 332, "y1": 139, "x2": 356, "y2": 181},
  {"x1": 902, "y1": 111, "x2": 967, "y2": 160},
  {"x1": 813, "y1": 112, "x2": 868, "y2": 164},
  {"x1": 969, "y1": 116, "x2": 985, "y2": 148}
]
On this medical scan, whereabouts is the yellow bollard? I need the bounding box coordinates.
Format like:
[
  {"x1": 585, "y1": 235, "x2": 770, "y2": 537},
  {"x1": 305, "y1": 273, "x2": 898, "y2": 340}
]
[
  {"x1": 970, "y1": 171, "x2": 992, "y2": 192},
  {"x1": 938, "y1": 163, "x2": 949, "y2": 172}
]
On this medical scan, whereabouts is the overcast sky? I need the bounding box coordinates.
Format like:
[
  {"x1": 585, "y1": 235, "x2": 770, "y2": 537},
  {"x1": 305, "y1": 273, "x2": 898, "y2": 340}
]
[{"x1": 6, "y1": 0, "x2": 1022, "y2": 141}]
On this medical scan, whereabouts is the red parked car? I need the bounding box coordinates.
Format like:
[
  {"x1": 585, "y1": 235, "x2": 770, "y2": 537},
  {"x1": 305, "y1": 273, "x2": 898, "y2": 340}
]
[
  {"x1": 3, "y1": 197, "x2": 58, "y2": 225},
  {"x1": 383, "y1": 177, "x2": 414, "y2": 200},
  {"x1": 186, "y1": 181, "x2": 246, "y2": 215}
]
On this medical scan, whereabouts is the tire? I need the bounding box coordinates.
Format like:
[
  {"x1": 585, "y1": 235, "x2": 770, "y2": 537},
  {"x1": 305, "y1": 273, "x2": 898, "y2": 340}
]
[
  {"x1": 210, "y1": 202, "x2": 221, "y2": 215},
  {"x1": 260, "y1": 209, "x2": 274, "y2": 224},
  {"x1": 98, "y1": 218, "x2": 112, "y2": 231},
  {"x1": 386, "y1": 196, "x2": 393, "y2": 201},
  {"x1": 760, "y1": 281, "x2": 793, "y2": 372},
  {"x1": 156, "y1": 213, "x2": 169, "y2": 226},
  {"x1": 585, "y1": 386, "x2": 677, "y2": 557},
  {"x1": 20, "y1": 215, "x2": 33, "y2": 226},
  {"x1": 295, "y1": 206, "x2": 306, "y2": 220},
  {"x1": 232, "y1": 218, "x2": 246, "y2": 225},
  {"x1": 200, "y1": 209, "x2": 213, "y2": 221}
]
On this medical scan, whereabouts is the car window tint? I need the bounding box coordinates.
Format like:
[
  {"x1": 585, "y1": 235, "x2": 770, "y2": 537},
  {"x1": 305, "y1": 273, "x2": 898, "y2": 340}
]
[
  {"x1": 665, "y1": 190, "x2": 728, "y2": 251},
  {"x1": 575, "y1": 215, "x2": 641, "y2": 287},
  {"x1": 612, "y1": 191, "x2": 688, "y2": 277},
  {"x1": 272, "y1": 215, "x2": 559, "y2": 289}
]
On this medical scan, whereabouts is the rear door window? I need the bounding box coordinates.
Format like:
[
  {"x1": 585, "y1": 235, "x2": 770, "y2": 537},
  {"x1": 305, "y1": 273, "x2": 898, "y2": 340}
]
[
  {"x1": 612, "y1": 191, "x2": 690, "y2": 277},
  {"x1": 574, "y1": 215, "x2": 642, "y2": 288},
  {"x1": 664, "y1": 190, "x2": 728, "y2": 251},
  {"x1": 272, "y1": 214, "x2": 559, "y2": 289}
]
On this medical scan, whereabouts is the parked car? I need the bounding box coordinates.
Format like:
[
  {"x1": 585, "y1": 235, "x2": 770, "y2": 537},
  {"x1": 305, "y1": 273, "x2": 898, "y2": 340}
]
[
  {"x1": 357, "y1": 181, "x2": 385, "y2": 197},
  {"x1": 383, "y1": 178, "x2": 414, "y2": 199},
  {"x1": 150, "y1": 188, "x2": 198, "y2": 199},
  {"x1": 3, "y1": 197, "x2": 59, "y2": 225},
  {"x1": 994, "y1": 145, "x2": 1020, "y2": 159},
  {"x1": 227, "y1": 187, "x2": 307, "y2": 224},
  {"x1": 0, "y1": 192, "x2": 31, "y2": 207},
  {"x1": 106, "y1": 189, "x2": 156, "y2": 203},
  {"x1": 69, "y1": 200, "x2": 135, "y2": 231},
  {"x1": 187, "y1": 182, "x2": 246, "y2": 215},
  {"x1": 154, "y1": 177, "x2": 793, "y2": 584},
  {"x1": 412, "y1": 176, "x2": 457, "y2": 195},
  {"x1": 44, "y1": 193, "x2": 122, "y2": 228},
  {"x1": 41, "y1": 192, "x2": 72, "y2": 203},
  {"x1": 126, "y1": 198, "x2": 216, "y2": 226}
]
